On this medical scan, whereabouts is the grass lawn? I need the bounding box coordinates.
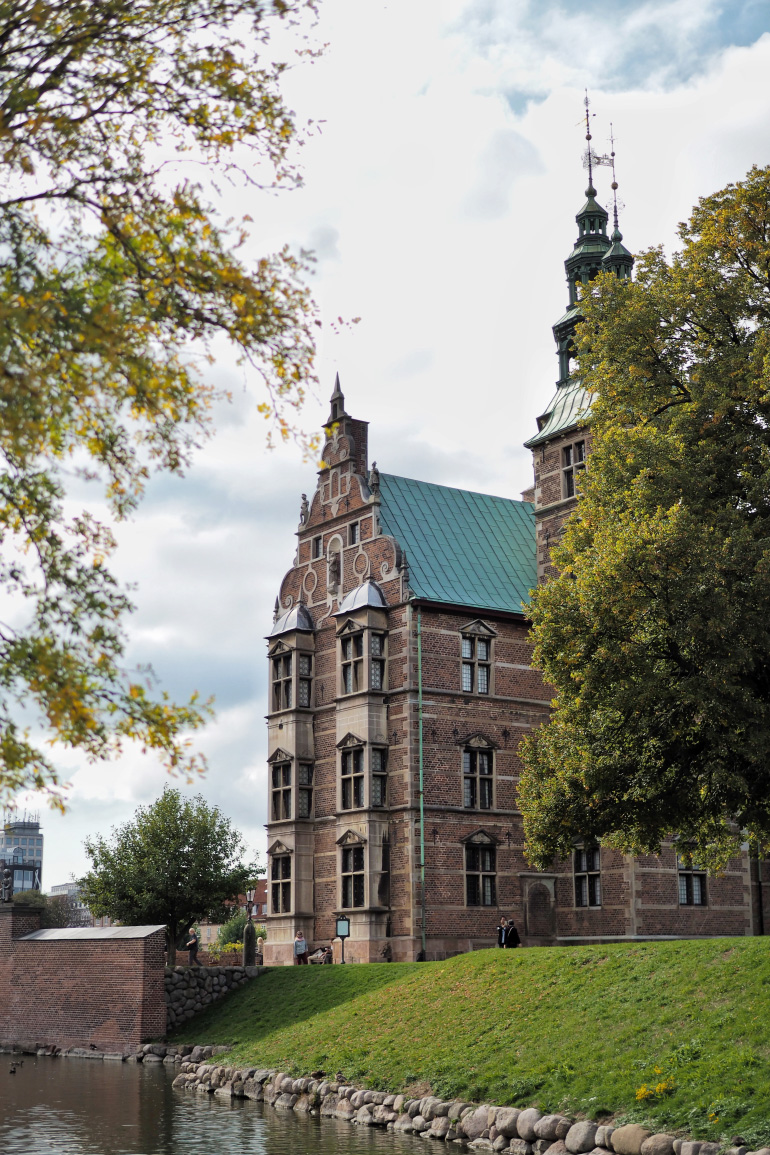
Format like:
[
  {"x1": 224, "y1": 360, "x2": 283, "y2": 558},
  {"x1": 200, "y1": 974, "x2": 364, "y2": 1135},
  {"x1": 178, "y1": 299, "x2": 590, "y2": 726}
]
[{"x1": 169, "y1": 938, "x2": 770, "y2": 1144}]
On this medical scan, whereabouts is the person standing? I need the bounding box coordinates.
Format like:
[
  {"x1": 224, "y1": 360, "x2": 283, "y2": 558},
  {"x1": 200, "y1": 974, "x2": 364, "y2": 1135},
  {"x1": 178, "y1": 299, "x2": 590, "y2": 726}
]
[
  {"x1": 504, "y1": 919, "x2": 521, "y2": 948},
  {"x1": 496, "y1": 917, "x2": 507, "y2": 947},
  {"x1": 185, "y1": 927, "x2": 199, "y2": 965},
  {"x1": 294, "y1": 930, "x2": 309, "y2": 965}
]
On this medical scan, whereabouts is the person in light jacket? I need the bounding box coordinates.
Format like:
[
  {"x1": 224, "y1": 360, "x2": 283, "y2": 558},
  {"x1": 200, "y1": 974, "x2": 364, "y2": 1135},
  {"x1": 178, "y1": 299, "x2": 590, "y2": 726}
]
[
  {"x1": 496, "y1": 917, "x2": 508, "y2": 947},
  {"x1": 294, "y1": 930, "x2": 309, "y2": 965}
]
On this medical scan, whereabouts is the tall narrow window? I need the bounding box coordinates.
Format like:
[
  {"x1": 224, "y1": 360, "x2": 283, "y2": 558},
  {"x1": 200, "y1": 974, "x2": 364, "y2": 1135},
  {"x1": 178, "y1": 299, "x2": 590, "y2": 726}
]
[
  {"x1": 372, "y1": 748, "x2": 388, "y2": 807},
  {"x1": 341, "y1": 846, "x2": 365, "y2": 908},
  {"x1": 371, "y1": 632, "x2": 387, "y2": 690},
  {"x1": 271, "y1": 762, "x2": 292, "y2": 821},
  {"x1": 342, "y1": 633, "x2": 363, "y2": 694},
  {"x1": 466, "y1": 844, "x2": 496, "y2": 906},
  {"x1": 463, "y1": 749, "x2": 493, "y2": 809},
  {"x1": 677, "y1": 855, "x2": 707, "y2": 906},
  {"x1": 341, "y1": 748, "x2": 364, "y2": 809},
  {"x1": 349, "y1": 522, "x2": 359, "y2": 546},
  {"x1": 563, "y1": 440, "x2": 586, "y2": 498},
  {"x1": 298, "y1": 653, "x2": 313, "y2": 707},
  {"x1": 312, "y1": 536, "x2": 323, "y2": 559},
  {"x1": 461, "y1": 637, "x2": 490, "y2": 694},
  {"x1": 271, "y1": 855, "x2": 291, "y2": 913},
  {"x1": 272, "y1": 653, "x2": 292, "y2": 711},
  {"x1": 574, "y1": 845, "x2": 601, "y2": 907},
  {"x1": 298, "y1": 763, "x2": 314, "y2": 818}
]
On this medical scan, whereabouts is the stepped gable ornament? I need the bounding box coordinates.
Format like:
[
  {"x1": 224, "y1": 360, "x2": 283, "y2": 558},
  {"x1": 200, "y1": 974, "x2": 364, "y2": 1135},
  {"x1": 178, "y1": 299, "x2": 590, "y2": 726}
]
[
  {"x1": 368, "y1": 461, "x2": 380, "y2": 497},
  {"x1": 1, "y1": 865, "x2": 11, "y2": 903},
  {"x1": 299, "y1": 493, "x2": 309, "y2": 525}
]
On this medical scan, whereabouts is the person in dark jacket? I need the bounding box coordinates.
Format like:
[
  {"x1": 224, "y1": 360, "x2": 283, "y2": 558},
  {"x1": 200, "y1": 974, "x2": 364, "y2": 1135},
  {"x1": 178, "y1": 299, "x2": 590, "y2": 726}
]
[
  {"x1": 504, "y1": 919, "x2": 521, "y2": 948},
  {"x1": 496, "y1": 917, "x2": 508, "y2": 947}
]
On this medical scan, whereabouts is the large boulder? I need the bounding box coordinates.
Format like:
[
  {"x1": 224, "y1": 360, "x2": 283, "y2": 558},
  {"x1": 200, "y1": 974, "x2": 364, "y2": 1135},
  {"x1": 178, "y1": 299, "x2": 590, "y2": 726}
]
[
  {"x1": 640, "y1": 1137, "x2": 675, "y2": 1155},
  {"x1": 461, "y1": 1106, "x2": 494, "y2": 1142},
  {"x1": 518, "y1": 1110, "x2": 544, "y2": 1143},
  {"x1": 535, "y1": 1117, "x2": 573, "y2": 1142},
  {"x1": 612, "y1": 1126, "x2": 652, "y2": 1155},
  {"x1": 496, "y1": 1108, "x2": 522, "y2": 1138},
  {"x1": 567, "y1": 1123, "x2": 599, "y2": 1154}
]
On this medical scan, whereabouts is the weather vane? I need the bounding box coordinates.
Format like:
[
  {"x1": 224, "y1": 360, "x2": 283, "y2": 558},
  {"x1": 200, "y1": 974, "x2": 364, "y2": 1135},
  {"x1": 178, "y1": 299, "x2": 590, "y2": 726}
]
[{"x1": 581, "y1": 91, "x2": 613, "y2": 185}]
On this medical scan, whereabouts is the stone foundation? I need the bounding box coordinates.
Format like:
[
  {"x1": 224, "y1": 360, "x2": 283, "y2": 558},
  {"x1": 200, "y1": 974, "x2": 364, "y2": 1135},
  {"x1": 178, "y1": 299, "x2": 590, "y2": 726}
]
[{"x1": 164, "y1": 965, "x2": 264, "y2": 1030}]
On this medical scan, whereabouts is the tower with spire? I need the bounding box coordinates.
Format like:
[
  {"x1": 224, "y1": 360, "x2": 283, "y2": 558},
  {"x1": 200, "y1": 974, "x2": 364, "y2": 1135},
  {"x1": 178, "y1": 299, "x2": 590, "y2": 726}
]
[{"x1": 524, "y1": 104, "x2": 634, "y2": 581}]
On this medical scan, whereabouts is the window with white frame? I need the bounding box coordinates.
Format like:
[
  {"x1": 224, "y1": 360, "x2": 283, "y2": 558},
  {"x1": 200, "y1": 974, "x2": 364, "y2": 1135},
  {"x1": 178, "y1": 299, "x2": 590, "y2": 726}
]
[
  {"x1": 677, "y1": 855, "x2": 707, "y2": 905},
  {"x1": 461, "y1": 636, "x2": 490, "y2": 694},
  {"x1": 574, "y1": 845, "x2": 601, "y2": 907}
]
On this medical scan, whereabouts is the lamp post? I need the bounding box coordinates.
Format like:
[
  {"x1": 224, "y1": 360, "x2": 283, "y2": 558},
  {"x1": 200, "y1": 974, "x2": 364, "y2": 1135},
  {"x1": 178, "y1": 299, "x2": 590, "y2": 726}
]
[
  {"x1": 243, "y1": 888, "x2": 257, "y2": 967},
  {"x1": 335, "y1": 917, "x2": 350, "y2": 964},
  {"x1": 246, "y1": 887, "x2": 256, "y2": 919}
]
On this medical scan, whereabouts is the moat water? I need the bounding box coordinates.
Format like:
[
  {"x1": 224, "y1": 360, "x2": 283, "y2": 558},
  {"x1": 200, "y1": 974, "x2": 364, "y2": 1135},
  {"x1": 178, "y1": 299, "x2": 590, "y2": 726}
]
[{"x1": 0, "y1": 1057, "x2": 424, "y2": 1155}]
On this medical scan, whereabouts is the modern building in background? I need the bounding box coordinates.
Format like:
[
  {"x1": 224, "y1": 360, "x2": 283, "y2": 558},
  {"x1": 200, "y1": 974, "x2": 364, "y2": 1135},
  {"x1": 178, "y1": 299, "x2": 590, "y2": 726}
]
[
  {"x1": 1, "y1": 810, "x2": 44, "y2": 895},
  {"x1": 49, "y1": 881, "x2": 93, "y2": 925},
  {"x1": 263, "y1": 164, "x2": 769, "y2": 963}
]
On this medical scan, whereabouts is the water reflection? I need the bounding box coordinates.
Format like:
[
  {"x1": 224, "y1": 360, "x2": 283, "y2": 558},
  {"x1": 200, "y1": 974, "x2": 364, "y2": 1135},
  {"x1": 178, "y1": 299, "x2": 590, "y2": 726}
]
[{"x1": 0, "y1": 1057, "x2": 425, "y2": 1155}]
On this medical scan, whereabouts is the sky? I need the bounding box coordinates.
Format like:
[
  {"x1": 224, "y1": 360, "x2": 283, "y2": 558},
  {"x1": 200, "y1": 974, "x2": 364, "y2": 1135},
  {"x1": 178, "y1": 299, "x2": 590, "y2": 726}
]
[{"x1": 22, "y1": 0, "x2": 770, "y2": 887}]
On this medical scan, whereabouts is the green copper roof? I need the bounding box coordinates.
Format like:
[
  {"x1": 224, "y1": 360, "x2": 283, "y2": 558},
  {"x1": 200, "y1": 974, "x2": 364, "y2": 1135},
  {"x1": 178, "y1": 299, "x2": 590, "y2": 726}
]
[
  {"x1": 524, "y1": 379, "x2": 592, "y2": 448},
  {"x1": 378, "y1": 473, "x2": 536, "y2": 614}
]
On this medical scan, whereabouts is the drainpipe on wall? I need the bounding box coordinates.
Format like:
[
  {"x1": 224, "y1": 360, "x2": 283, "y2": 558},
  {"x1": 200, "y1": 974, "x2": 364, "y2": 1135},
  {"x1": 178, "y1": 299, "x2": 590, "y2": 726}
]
[{"x1": 417, "y1": 605, "x2": 427, "y2": 960}]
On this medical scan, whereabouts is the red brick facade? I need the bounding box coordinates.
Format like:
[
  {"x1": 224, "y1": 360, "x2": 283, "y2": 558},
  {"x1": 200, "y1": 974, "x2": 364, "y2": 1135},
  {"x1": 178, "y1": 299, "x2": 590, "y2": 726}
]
[
  {"x1": 264, "y1": 385, "x2": 764, "y2": 964},
  {"x1": 0, "y1": 906, "x2": 166, "y2": 1052}
]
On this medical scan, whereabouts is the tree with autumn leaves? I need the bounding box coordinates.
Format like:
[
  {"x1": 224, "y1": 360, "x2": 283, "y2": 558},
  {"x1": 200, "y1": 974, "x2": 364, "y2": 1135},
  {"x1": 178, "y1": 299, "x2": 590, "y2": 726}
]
[
  {"x1": 0, "y1": 0, "x2": 319, "y2": 806},
  {"x1": 520, "y1": 165, "x2": 770, "y2": 872}
]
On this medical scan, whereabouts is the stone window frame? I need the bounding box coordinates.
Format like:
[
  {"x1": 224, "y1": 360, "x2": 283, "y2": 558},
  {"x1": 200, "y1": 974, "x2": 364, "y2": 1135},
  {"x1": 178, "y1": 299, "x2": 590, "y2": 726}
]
[
  {"x1": 562, "y1": 437, "x2": 586, "y2": 499},
  {"x1": 459, "y1": 620, "x2": 497, "y2": 697},
  {"x1": 312, "y1": 535, "x2": 323, "y2": 559},
  {"x1": 268, "y1": 841, "x2": 293, "y2": 914},
  {"x1": 462, "y1": 830, "x2": 498, "y2": 908},
  {"x1": 677, "y1": 854, "x2": 707, "y2": 906},
  {"x1": 337, "y1": 733, "x2": 366, "y2": 811},
  {"x1": 337, "y1": 619, "x2": 388, "y2": 696},
  {"x1": 268, "y1": 639, "x2": 314, "y2": 713},
  {"x1": 459, "y1": 733, "x2": 497, "y2": 810},
  {"x1": 574, "y1": 843, "x2": 601, "y2": 908},
  {"x1": 348, "y1": 521, "x2": 360, "y2": 546},
  {"x1": 337, "y1": 830, "x2": 367, "y2": 910},
  {"x1": 371, "y1": 746, "x2": 388, "y2": 808},
  {"x1": 268, "y1": 749, "x2": 314, "y2": 822}
]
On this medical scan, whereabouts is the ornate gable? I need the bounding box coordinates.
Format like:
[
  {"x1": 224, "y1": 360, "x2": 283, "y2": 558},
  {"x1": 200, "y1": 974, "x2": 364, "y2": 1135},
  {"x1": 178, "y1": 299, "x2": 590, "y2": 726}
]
[
  {"x1": 336, "y1": 828, "x2": 367, "y2": 847},
  {"x1": 460, "y1": 618, "x2": 498, "y2": 638},
  {"x1": 267, "y1": 747, "x2": 293, "y2": 764},
  {"x1": 457, "y1": 731, "x2": 499, "y2": 749},
  {"x1": 336, "y1": 618, "x2": 364, "y2": 638},
  {"x1": 267, "y1": 839, "x2": 293, "y2": 856},
  {"x1": 337, "y1": 732, "x2": 366, "y2": 749},
  {"x1": 460, "y1": 829, "x2": 500, "y2": 846},
  {"x1": 268, "y1": 639, "x2": 290, "y2": 657}
]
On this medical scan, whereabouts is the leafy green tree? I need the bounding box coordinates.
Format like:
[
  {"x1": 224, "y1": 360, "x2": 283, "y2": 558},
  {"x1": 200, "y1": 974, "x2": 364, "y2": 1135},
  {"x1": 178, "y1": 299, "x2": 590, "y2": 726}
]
[
  {"x1": 79, "y1": 787, "x2": 260, "y2": 963},
  {"x1": 0, "y1": 0, "x2": 319, "y2": 806},
  {"x1": 217, "y1": 908, "x2": 249, "y2": 948},
  {"x1": 519, "y1": 165, "x2": 770, "y2": 872},
  {"x1": 13, "y1": 887, "x2": 89, "y2": 927}
]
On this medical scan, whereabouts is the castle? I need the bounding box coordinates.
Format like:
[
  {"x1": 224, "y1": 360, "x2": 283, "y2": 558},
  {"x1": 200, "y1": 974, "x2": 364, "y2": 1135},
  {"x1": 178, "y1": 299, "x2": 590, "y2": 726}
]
[{"x1": 263, "y1": 168, "x2": 766, "y2": 964}]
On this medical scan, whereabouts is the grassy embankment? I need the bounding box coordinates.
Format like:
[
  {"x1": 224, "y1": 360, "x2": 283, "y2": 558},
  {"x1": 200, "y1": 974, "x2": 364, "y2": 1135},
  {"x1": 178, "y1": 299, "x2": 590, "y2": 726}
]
[{"x1": 170, "y1": 938, "x2": 770, "y2": 1144}]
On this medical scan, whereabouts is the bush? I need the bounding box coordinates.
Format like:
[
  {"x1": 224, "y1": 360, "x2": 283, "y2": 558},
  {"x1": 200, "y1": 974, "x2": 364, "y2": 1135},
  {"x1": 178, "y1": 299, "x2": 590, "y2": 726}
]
[{"x1": 217, "y1": 911, "x2": 248, "y2": 948}]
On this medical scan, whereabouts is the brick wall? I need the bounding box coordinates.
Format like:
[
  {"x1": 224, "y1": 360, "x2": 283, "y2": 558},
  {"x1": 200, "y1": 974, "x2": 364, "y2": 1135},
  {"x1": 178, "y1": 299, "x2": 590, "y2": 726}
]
[{"x1": 0, "y1": 907, "x2": 166, "y2": 1054}]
